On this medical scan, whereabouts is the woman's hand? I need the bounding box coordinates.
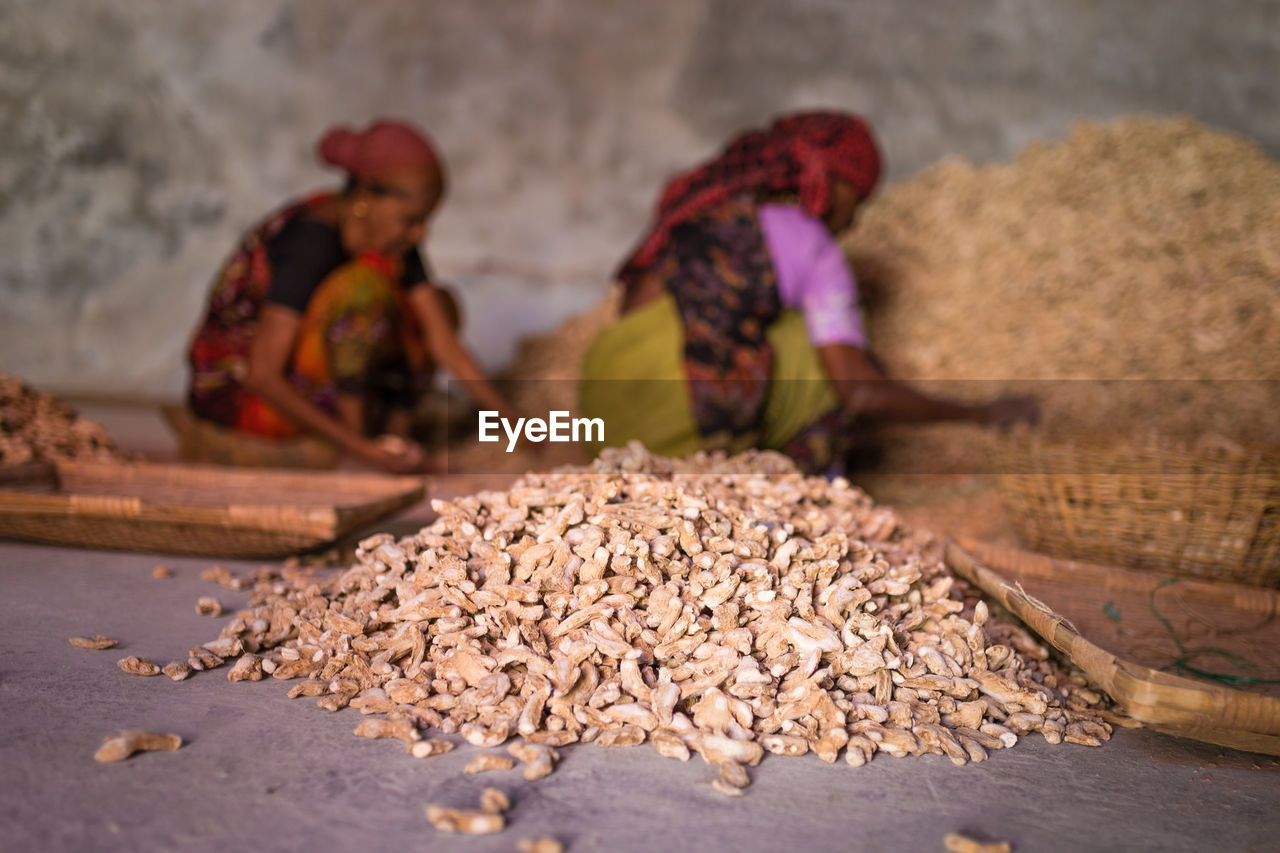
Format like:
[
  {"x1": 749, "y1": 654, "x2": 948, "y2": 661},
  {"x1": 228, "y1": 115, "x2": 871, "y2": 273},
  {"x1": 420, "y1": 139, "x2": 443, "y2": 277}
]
[{"x1": 356, "y1": 434, "x2": 436, "y2": 474}]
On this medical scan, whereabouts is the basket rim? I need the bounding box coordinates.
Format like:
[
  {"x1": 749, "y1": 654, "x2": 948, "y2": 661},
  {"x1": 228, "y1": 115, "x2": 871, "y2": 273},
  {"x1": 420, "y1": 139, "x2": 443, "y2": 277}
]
[{"x1": 991, "y1": 429, "x2": 1280, "y2": 463}]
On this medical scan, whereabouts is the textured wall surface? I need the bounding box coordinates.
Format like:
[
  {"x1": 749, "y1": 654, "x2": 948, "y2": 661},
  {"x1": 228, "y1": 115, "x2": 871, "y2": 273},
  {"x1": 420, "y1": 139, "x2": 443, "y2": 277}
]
[{"x1": 2, "y1": 0, "x2": 1277, "y2": 398}]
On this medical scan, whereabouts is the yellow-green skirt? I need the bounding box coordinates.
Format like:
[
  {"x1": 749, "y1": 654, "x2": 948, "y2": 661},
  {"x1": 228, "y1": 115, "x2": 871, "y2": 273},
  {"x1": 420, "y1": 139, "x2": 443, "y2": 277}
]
[{"x1": 578, "y1": 293, "x2": 840, "y2": 459}]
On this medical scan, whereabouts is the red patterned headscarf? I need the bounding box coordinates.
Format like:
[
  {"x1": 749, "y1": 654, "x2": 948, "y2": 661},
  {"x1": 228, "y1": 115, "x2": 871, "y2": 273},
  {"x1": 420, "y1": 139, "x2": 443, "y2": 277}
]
[
  {"x1": 316, "y1": 118, "x2": 443, "y2": 185},
  {"x1": 618, "y1": 111, "x2": 881, "y2": 282}
]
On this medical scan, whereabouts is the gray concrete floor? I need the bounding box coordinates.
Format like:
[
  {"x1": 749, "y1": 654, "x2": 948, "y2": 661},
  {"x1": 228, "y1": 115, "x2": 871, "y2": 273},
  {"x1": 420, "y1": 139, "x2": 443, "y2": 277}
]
[
  {"x1": 5, "y1": 542, "x2": 1280, "y2": 852},
  {"x1": 2, "y1": 404, "x2": 1279, "y2": 852}
]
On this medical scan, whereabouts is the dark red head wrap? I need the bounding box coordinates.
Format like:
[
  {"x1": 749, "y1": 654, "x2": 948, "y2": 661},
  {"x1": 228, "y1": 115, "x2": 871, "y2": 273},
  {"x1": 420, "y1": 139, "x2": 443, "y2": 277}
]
[
  {"x1": 618, "y1": 111, "x2": 881, "y2": 282},
  {"x1": 316, "y1": 118, "x2": 443, "y2": 183}
]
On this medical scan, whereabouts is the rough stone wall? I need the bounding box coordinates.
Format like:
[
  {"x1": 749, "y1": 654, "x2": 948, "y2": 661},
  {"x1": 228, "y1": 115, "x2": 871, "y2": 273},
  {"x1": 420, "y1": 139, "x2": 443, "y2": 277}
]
[{"x1": 2, "y1": 0, "x2": 1277, "y2": 398}]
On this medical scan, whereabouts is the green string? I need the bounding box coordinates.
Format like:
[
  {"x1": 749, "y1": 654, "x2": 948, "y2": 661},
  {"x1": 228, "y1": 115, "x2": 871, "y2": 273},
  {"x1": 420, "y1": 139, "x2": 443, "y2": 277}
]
[{"x1": 1145, "y1": 576, "x2": 1280, "y2": 686}]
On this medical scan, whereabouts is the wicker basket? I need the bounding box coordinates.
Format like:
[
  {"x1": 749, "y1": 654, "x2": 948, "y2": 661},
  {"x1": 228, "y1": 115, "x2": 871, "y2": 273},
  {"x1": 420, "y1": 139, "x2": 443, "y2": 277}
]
[
  {"x1": 992, "y1": 433, "x2": 1280, "y2": 587},
  {"x1": 0, "y1": 460, "x2": 425, "y2": 558}
]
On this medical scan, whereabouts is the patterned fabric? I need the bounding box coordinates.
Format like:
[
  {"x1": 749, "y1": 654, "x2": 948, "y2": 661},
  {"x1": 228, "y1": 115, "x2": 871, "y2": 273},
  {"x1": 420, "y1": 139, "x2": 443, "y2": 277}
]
[
  {"x1": 578, "y1": 293, "x2": 850, "y2": 476},
  {"x1": 187, "y1": 197, "x2": 428, "y2": 438},
  {"x1": 618, "y1": 111, "x2": 880, "y2": 290},
  {"x1": 239, "y1": 256, "x2": 430, "y2": 438},
  {"x1": 660, "y1": 195, "x2": 781, "y2": 439},
  {"x1": 778, "y1": 407, "x2": 854, "y2": 477},
  {"x1": 654, "y1": 195, "x2": 857, "y2": 472},
  {"x1": 187, "y1": 195, "x2": 323, "y2": 429}
]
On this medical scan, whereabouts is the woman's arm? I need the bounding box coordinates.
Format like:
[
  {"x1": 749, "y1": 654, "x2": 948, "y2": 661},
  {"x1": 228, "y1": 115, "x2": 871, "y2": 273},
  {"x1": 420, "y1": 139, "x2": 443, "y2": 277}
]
[
  {"x1": 406, "y1": 286, "x2": 518, "y2": 418},
  {"x1": 243, "y1": 304, "x2": 428, "y2": 472},
  {"x1": 816, "y1": 344, "x2": 1039, "y2": 428},
  {"x1": 763, "y1": 207, "x2": 1037, "y2": 429}
]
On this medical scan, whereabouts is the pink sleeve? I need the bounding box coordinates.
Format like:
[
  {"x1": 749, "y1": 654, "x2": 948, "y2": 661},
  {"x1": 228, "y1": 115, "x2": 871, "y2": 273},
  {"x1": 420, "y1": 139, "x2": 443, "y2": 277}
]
[{"x1": 759, "y1": 204, "x2": 868, "y2": 348}]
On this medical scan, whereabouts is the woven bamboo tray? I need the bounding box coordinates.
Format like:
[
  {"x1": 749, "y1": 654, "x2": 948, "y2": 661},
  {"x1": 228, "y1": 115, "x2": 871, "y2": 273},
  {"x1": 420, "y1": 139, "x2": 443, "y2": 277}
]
[
  {"x1": 0, "y1": 460, "x2": 425, "y2": 558},
  {"x1": 947, "y1": 537, "x2": 1280, "y2": 756},
  {"x1": 992, "y1": 433, "x2": 1280, "y2": 587}
]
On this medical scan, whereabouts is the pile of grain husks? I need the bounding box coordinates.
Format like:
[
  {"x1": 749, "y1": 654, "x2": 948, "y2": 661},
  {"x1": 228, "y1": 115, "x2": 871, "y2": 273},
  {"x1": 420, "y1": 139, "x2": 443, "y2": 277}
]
[
  {"x1": 504, "y1": 117, "x2": 1279, "y2": 454},
  {"x1": 0, "y1": 373, "x2": 122, "y2": 465},
  {"x1": 166, "y1": 444, "x2": 1110, "y2": 810},
  {"x1": 843, "y1": 116, "x2": 1280, "y2": 451}
]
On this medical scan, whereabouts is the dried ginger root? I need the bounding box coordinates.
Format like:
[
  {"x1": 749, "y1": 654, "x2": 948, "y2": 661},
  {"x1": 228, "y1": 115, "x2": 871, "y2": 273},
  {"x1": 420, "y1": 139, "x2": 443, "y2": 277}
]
[
  {"x1": 162, "y1": 661, "x2": 193, "y2": 681},
  {"x1": 509, "y1": 740, "x2": 559, "y2": 780},
  {"x1": 408, "y1": 739, "x2": 454, "y2": 759},
  {"x1": 94, "y1": 731, "x2": 182, "y2": 762},
  {"x1": 945, "y1": 832, "x2": 1012, "y2": 853},
  {"x1": 465, "y1": 753, "x2": 517, "y2": 774},
  {"x1": 195, "y1": 597, "x2": 223, "y2": 617},
  {"x1": 519, "y1": 838, "x2": 564, "y2": 853},
  {"x1": 69, "y1": 635, "x2": 116, "y2": 650},
  {"x1": 0, "y1": 372, "x2": 123, "y2": 464},
  {"x1": 164, "y1": 443, "x2": 1112, "y2": 806},
  {"x1": 479, "y1": 787, "x2": 510, "y2": 815},
  {"x1": 117, "y1": 656, "x2": 161, "y2": 676},
  {"x1": 425, "y1": 805, "x2": 504, "y2": 835}
]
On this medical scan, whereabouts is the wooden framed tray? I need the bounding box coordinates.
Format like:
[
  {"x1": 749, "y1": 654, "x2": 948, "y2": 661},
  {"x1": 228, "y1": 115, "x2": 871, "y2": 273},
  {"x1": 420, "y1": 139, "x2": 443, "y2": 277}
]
[
  {"x1": 0, "y1": 460, "x2": 425, "y2": 558},
  {"x1": 946, "y1": 537, "x2": 1280, "y2": 756}
]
